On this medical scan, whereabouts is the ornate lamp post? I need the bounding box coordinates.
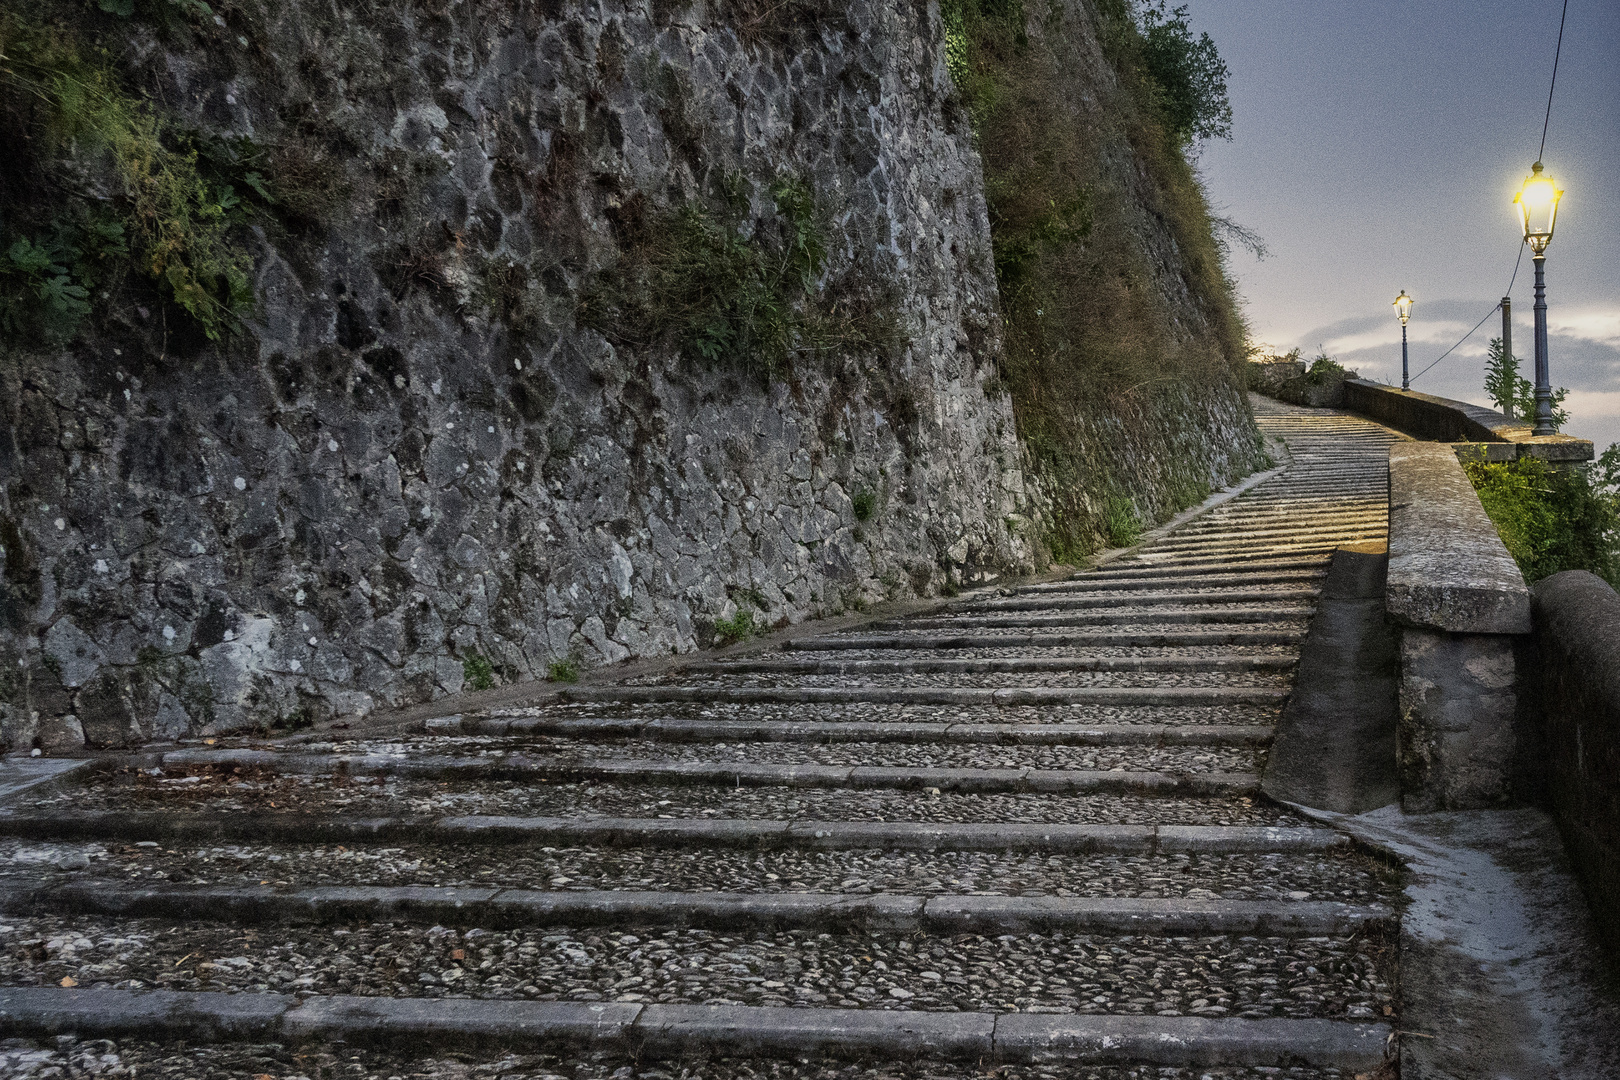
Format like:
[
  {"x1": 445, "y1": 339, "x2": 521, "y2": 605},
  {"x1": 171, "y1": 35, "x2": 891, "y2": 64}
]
[
  {"x1": 1393, "y1": 291, "x2": 1414, "y2": 389},
  {"x1": 1514, "y1": 161, "x2": 1564, "y2": 435}
]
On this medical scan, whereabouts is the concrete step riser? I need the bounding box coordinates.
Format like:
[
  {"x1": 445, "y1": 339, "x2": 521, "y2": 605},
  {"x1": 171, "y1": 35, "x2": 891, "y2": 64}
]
[
  {"x1": 0, "y1": 814, "x2": 1347, "y2": 853},
  {"x1": 0, "y1": 988, "x2": 1395, "y2": 1067},
  {"x1": 0, "y1": 883, "x2": 1390, "y2": 936},
  {"x1": 961, "y1": 590, "x2": 1319, "y2": 612}
]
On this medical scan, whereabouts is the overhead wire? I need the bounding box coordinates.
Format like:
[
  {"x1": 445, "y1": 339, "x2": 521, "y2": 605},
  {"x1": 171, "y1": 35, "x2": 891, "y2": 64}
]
[{"x1": 1407, "y1": 0, "x2": 1566, "y2": 386}]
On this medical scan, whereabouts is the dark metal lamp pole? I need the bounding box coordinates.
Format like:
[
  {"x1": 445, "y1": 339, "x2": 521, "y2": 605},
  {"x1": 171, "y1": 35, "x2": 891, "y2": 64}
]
[
  {"x1": 1393, "y1": 291, "x2": 1413, "y2": 390},
  {"x1": 1514, "y1": 161, "x2": 1563, "y2": 437}
]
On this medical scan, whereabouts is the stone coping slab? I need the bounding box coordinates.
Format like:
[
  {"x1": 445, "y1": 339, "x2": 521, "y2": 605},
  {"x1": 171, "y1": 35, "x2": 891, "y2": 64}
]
[
  {"x1": 1387, "y1": 442, "x2": 1530, "y2": 633},
  {"x1": 0, "y1": 988, "x2": 1394, "y2": 1066},
  {"x1": 1345, "y1": 379, "x2": 1593, "y2": 460}
]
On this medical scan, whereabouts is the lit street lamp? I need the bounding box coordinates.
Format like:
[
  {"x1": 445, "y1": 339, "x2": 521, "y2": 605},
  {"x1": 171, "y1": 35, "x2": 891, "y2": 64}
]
[
  {"x1": 1514, "y1": 161, "x2": 1564, "y2": 435},
  {"x1": 1393, "y1": 291, "x2": 1414, "y2": 390}
]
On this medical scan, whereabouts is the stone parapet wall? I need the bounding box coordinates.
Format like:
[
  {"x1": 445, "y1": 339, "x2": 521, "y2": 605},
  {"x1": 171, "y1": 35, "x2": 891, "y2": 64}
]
[
  {"x1": 1344, "y1": 380, "x2": 1592, "y2": 462},
  {"x1": 1530, "y1": 571, "x2": 1620, "y2": 957}
]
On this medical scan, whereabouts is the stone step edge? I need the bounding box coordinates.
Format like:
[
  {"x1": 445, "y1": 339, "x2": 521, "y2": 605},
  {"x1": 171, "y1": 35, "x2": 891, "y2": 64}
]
[
  {"x1": 0, "y1": 814, "x2": 1347, "y2": 853},
  {"x1": 0, "y1": 882, "x2": 1393, "y2": 936},
  {"x1": 158, "y1": 751, "x2": 1258, "y2": 796},
  {"x1": 561, "y1": 687, "x2": 1291, "y2": 705},
  {"x1": 431, "y1": 717, "x2": 1277, "y2": 747},
  {"x1": 679, "y1": 655, "x2": 1299, "y2": 674},
  {"x1": 0, "y1": 988, "x2": 1393, "y2": 1067},
  {"x1": 781, "y1": 633, "x2": 1305, "y2": 652},
  {"x1": 1017, "y1": 572, "x2": 1327, "y2": 595}
]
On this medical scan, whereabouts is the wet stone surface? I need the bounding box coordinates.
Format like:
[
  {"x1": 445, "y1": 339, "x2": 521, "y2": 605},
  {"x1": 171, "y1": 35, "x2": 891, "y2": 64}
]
[
  {"x1": 0, "y1": 918, "x2": 1395, "y2": 1020},
  {"x1": 0, "y1": 841, "x2": 1400, "y2": 902},
  {"x1": 0, "y1": 1038, "x2": 1367, "y2": 1079}
]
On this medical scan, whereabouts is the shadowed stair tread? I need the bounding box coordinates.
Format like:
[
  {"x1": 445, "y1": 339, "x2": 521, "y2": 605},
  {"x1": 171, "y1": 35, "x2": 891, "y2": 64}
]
[{"x1": 881, "y1": 609, "x2": 1312, "y2": 630}]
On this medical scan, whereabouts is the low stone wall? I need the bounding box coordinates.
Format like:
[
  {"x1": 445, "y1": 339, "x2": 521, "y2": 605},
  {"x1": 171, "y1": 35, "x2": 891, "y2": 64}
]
[
  {"x1": 1530, "y1": 571, "x2": 1620, "y2": 956},
  {"x1": 1387, "y1": 443, "x2": 1531, "y2": 811},
  {"x1": 1344, "y1": 380, "x2": 1592, "y2": 462}
]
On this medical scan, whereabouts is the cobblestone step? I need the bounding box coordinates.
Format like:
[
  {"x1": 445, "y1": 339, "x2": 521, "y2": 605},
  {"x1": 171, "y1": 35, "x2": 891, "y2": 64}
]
[
  {"x1": 148, "y1": 749, "x2": 1261, "y2": 795},
  {"x1": 785, "y1": 631, "x2": 1306, "y2": 651},
  {"x1": 435, "y1": 715, "x2": 1276, "y2": 744},
  {"x1": 679, "y1": 654, "x2": 1297, "y2": 674},
  {"x1": 884, "y1": 609, "x2": 1311, "y2": 631},
  {"x1": 0, "y1": 838, "x2": 1394, "y2": 903},
  {"x1": 960, "y1": 589, "x2": 1320, "y2": 612},
  {"x1": 559, "y1": 685, "x2": 1291, "y2": 706}
]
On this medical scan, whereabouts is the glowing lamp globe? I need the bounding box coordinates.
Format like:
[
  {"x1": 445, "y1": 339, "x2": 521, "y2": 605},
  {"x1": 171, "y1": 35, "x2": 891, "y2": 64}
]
[
  {"x1": 1515, "y1": 161, "x2": 1562, "y2": 254},
  {"x1": 1393, "y1": 291, "x2": 1413, "y2": 326}
]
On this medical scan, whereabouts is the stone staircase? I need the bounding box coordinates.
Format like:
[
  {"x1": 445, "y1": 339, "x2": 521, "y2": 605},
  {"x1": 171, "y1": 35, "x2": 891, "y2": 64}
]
[{"x1": 0, "y1": 400, "x2": 1407, "y2": 1079}]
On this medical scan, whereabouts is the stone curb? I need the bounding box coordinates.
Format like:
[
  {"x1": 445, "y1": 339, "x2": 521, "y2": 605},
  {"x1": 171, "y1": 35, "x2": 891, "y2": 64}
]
[
  {"x1": 156, "y1": 750, "x2": 1258, "y2": 795},
  {"x1": 883, "y1": 608, "x2": 1313, "y2": 631},
  {"x1": 560, "y1": 686, "x2": 1290, "y2": 705},
  {"x1": 678, "y1": 654, "x2": 1299, "y2": 674},
  {"x1": 0, "y1": 882, "x2": 1393, "y2": 935},
  {"x1": 0, "y1": 988, "x2": 1394, "y2": 1066},
  {"x1": 445, "y1": 716, "x2": 1278, "y2": 746},
  {"x1": 0, "y1": 813, "x2": 1347, "y2": 852},
  {"x1": 784, "y1": 631, "x2": 1305, "y2": 651}
]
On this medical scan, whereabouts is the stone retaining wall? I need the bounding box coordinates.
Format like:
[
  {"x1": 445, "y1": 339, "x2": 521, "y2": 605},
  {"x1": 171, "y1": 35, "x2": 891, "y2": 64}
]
[
  {"x1": 1529, "y1": 571, "x2": 1620, "y2": 957},
  {"x1": 1344, "y1": 380, "x2": 1592, "y2": 462}
]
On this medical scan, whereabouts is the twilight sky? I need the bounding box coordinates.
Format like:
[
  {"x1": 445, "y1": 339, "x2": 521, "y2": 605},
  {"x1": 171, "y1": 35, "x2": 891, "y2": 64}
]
[{"x1": 1181, "y1": 0, "x2": 1620, "y2": 452}]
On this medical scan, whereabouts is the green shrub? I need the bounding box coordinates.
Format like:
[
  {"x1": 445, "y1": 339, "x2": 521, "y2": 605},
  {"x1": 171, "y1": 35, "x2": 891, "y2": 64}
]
[
  {"x1": 1302, "y1": 349, "x2": 1350, "y2": 385},
  {"x1": 546, "y1": 658, "x2": 580, "y2": 683},
  {"x1": 1483, "y1": 336, "x2": 1569, "y2": 429},
  {"x1": 1136, "y1": 2, "x2": 1232, "y2": 143},
  {"x1": 712, "y1": 608, "x2": 756, "y2": 646},
  {"x1": 461, "y1": 654, "x2": 495, "y2": 691},
  {"x1": 0, "y1": 11, "x2": 265, "y2": 341},
  {"x1": 851, "y1": 488, "x2": 878, "y2": 522},
  {"x1": 582, "y1": 177, "x2": 898, "y2": 378},
  {"x1": 1103, "y1": 496, "x2": 1141, "y2": 548},
  {"x1": 1464, "y1": 457, "x2": 1619, "y2": 587}
]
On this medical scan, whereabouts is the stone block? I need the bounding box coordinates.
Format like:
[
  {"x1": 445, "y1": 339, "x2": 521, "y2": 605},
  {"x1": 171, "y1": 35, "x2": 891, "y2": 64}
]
[
  {"x1": 1398, "y1": 628, "x2": 1518, "y2": 811},
  {"x1": 1387, "y1": 442, "x2": 1530, "y2": 633}
]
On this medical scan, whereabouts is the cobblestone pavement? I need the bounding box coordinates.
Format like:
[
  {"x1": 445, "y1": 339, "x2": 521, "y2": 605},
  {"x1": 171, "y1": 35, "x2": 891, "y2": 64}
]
[{"x1": 0, "y1": 401, "x2": 1404, "y2": 1075}]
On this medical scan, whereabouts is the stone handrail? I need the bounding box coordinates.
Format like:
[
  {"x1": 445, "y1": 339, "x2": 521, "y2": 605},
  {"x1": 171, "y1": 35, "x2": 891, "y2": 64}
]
[
  {"x1": 1344, "y1": 378, "x2": 1592, "y2": 462},
  {"x1": 1530, "y1": 570, "x2": 1620, "y2": 956}
]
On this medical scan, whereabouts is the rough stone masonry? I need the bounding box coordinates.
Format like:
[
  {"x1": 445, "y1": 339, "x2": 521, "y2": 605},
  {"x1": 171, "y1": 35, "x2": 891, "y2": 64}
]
[{"x1": 0, "y1": 0, "x2": 1256, "y2": 749}]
